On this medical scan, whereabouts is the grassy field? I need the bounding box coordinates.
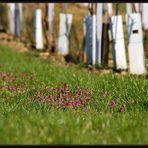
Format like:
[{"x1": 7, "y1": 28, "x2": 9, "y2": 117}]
[{"x1": 0, "y1": 44, "x2": 148, "y2": 144}]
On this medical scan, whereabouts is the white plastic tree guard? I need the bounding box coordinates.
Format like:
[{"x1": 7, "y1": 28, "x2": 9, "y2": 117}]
[
  {"x1": 92, "y1": 15, "x2": 96, "y2": 65},
  {"x1": 110, "y1": 15, "x2": 127, "y2": 70},
  {"x1": 35, "y1": 9, "x2": 43, "y2": 50},
  {"x1": 126, "y1": 13, "x2": 145, "y2": 75},
  {"x1": 85, "y1": 16, "x2": 93, "y2": 64},
  {"x1": 85, "y1": 15, "x2": 97, "y2": 65},
  {"x1": 15, "y1": 3, "x2": 21, "y2": 37},
  {"x1": 48, "y1": 3, "x2": 54, "y2": 42},
  {"x1": 7, "y1": 3, "x2": 22, "y2": 37},
  {"x1": 96, "y1": 3, "x2": 103, "y2": 65},
  {"x1": 107, "y1": 3, "x2": 113, "y2": 16},
  {"x1": 126, "y1": 3, "x2": 132, "y2": 14},
  {"x1": 142, "y1": 3, "x2": 148, "y2": 30},
  {"x1": 58, "y1": 13, "x2": 73, "y2": 55},
  {"x1": 134, "y1": 3, "x2": 142, "y2": 13},
  {"x1": 7, "y1": 3, "x2": 15, "y2": 35}
]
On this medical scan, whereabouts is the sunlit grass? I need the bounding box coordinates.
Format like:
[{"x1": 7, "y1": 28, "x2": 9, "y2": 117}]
[{"x1": 0, "y1": 43, "x2": 148, "y2": 144}]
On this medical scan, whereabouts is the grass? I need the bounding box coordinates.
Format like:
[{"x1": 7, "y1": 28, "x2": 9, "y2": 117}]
[{"x1": 0, "y1": 44, "x2": 148, "y2": 144}]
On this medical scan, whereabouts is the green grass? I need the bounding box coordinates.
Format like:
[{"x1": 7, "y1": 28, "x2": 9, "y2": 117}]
[{"x1": 0, "y1": 44, "x2": 148, "y2": 144}]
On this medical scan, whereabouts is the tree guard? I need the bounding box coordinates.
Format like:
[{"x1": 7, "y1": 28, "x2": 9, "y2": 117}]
[
  {"x1": 96, "y1": 3, "x2": 103, "y2": 65},
  {"x1": 107, "y1": 3, "x2": 113, "y2": 16},
  {"x1": 126, "y1": 13, "x2": 146, "y2": 75},
  {"x1": 142, "y1": 3, "x2": 148, "y2": 30},
  {"x1": 15, "y1": 3, "x2": 22, "y2": 37},
  {"x1": 7, "y1": 3, "x2": 15, "y2": 35},
  {"x1": 48, "y1": 3, "x2": 54, "y2": 44},
  {"x1": 126, "y1": 3, "x2": 132, "y2": 14},
  {"x1": 110, "y1": 15, "x2": 127, "y2": 71},
  {"x1": 35, "y1": 9, "x2": 44, "y2": 50},
  {"x1": 58, "y1": 13, "x2": 73, "y2": 55},
  {"x1": 85, "y1": 16, "x2": 93, "y2": 64}
]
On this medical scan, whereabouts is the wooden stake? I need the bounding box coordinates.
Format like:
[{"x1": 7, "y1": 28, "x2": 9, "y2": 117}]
[
  {"x1": 43, "y1": 3, "x2": 50, "y2": 53},
  {"x1": 101, "y1": 3, "x2": 109, "y2": 67}
]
